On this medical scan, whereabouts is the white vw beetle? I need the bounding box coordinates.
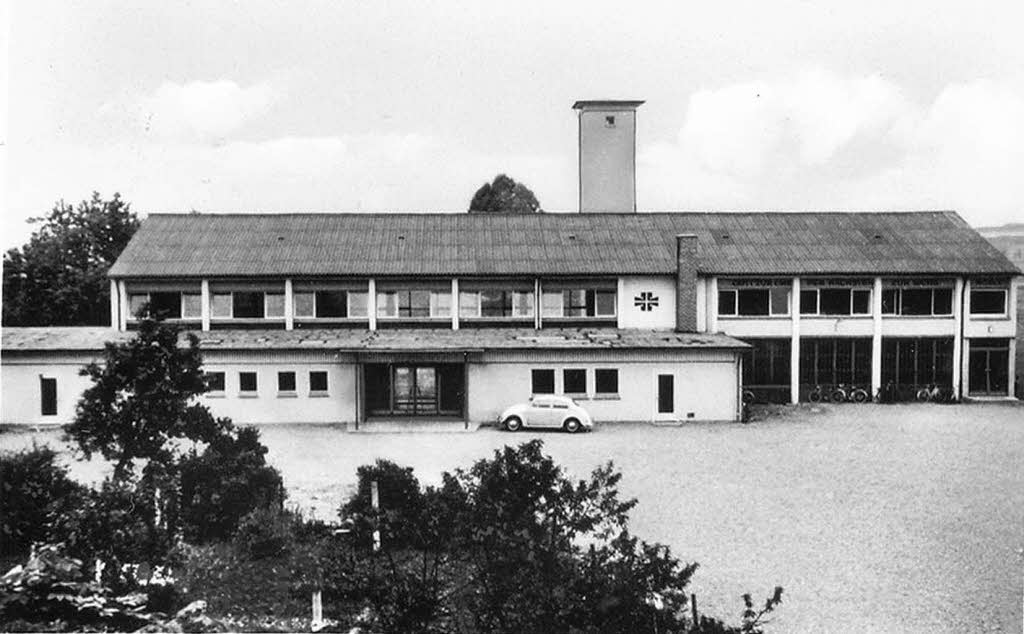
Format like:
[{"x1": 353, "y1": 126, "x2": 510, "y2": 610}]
[{"x1": 498, "y1": 395, "x2": 594, "y2": 433}]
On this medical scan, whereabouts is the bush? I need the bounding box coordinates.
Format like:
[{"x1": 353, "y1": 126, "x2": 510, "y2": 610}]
[
  {"x1": 339, "y1": 459, "x2": 427, "y2": 549},
  {"x1": 234, "y1": 508, "x2": 295, "y2": 560},
  {"x1": 178, "y1": 426, "x2": 285, "y2": 543},
  {"x1": 51, "y1": 477, "x2": 177, "y2": 577},
  {"x1": 0, "y1": 445, "x2": 87, "y2": 558}
]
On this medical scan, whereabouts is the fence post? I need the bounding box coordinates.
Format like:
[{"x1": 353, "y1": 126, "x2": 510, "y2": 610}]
[
  {"x1": 691, "y1": 593, "x2": 698, "y2": 626},
  {"x1": 371, "y1": 480, "x2": 381, "y2": 552}
]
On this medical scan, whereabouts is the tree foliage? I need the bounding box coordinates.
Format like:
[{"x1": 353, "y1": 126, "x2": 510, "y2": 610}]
[
  {"x1": 324, "y1": 440, "x2": 781, "y2": 633},
  {"x1": 2, "y1": 192, "x2": 139, "y2": 326},
  {"x1": 63, "y1": 318, "x2": 229, "y2": 480},
  {"x1": 468, "y1": 174, "x2": 542, "y2": 213}
]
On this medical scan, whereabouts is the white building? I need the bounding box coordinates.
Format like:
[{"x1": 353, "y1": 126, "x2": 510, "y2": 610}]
[{"x1": 2, "y1": 101, "x2": 1019, "y2": 427}]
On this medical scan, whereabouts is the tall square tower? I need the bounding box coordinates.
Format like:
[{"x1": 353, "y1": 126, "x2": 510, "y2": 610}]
[{"x1": 573, "y1": 100, "x2": 644, "y2": 213}]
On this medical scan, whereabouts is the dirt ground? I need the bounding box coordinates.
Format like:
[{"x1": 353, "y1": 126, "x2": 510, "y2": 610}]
[{"x1": 3, "y1": 402, "x2": 1022, "y2": 632}]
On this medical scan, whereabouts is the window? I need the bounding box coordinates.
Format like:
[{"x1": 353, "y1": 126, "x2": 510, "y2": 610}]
[
  {"x1": 149, "y1": 292, "x2": 182, "y2": 318},
  {"x1": 595, "y1": 369, "x2": 618, "y2": 395},
  {"x1": 294, "y1": 292, "x2": 315, "y2": 317},
  {"x1": 563, "y1": 369, "x2": 586, "y2": 394},
  {"x1": 40, "y1": 377, "x2": 57, "y2": 416},
  {"x1": 265, "y1": 293, "x2": 285, "y2": 318},
  {"x1": 461, "y1": 289, "x2": 534, "y2": 318},
  {"x1": 719, "y1": 287, "x2": 789, "y2": 317},
  {"x1": 211, "y1": 293, "x2": 232, "y2": 318},
  {"x1": 348, "y1": 292, "x2": 368, "y2": 318},
  {"x1": 800, "y1": 290, "x2": 819, "y2": 315},
  {"x1": 239, "y1": 372, "x2": 258, "y2": 394},
  {"x1": 803, "y1": 288, "x2": 872, "y2": 316},
  {"x1": 459, "y1": 292, "x2": 481, "y2": 317},
  {"x1": 129, "y1": 294, "x2": 149, "y2": 317},
  {"x1": 512, "y1": 291, "x2": 535, "y2": 317},
  {"x1": 206, "y1": 372, "x2": 226, "y2": 393},
  {"x1": 882, "y1": 337, "x2": 954, "y2": 388},
  {"x1": 480, "y1": 290, "x2": 511, "y2": 317},
  {"x1": 378, "y1": 290, "x2": 449, "y2": 318},
  {"x1": 970, "y1": 289, "x2": 1007, "y2": 315},
  {"x1": 542, "y1": 288, "x2": 616, "y2": 318},
  {"x1": 233, "y1": 292, "x2": 264, "y2": 318},
  {"x1": 881, "y1": 287, "x2": 954, "y2": 316},
  {"x1": 182, "y1": 293, "x2": 203, "y2": 318},
  {"x1": 278, "y1": 371, "x2": 296, "y2": 393},
  {"x1": 309, "y1": 371, "x2": 329, "y2": 393},
  {"x1": 531, "y1": 369, "x2": 555, "y2": 394},
  {"x1": 316, "y1": 291, "x2": 347, "y2": 318}
]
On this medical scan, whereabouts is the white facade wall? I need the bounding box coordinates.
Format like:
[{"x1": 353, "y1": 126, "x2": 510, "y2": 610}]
[
  {"x1": 468, "y1": 350, "x2": 740, "y2": 423},
  {"x1": 1, "y1": 354, "x2": 98, "y2": 426},
  {"x1": 617, "y1": 276, "x2": 676, "y2": 329}
]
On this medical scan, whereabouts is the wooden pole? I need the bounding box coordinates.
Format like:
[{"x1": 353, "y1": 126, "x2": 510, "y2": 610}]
[
  {"x1": 691, "y1": 593, "x2": 698, "y2": 627},
  {"x1": 371, "y1": 480, "x2": 381, "y2": 552}
]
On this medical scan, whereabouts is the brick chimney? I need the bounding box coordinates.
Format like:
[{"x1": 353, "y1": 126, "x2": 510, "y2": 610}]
[{"x1": 675, "y1": 234, "x2": 698, "y2": 332}]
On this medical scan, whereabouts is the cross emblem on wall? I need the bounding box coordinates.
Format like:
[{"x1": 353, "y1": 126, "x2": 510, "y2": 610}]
[{"x1": 634, "y1": 292, "x2": 659, "y2": 312}]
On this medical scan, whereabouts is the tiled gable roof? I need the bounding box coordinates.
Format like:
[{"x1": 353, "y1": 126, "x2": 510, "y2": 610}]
[{"x1": 108, "y1": 211, "x2": 1020, "y2": 278}]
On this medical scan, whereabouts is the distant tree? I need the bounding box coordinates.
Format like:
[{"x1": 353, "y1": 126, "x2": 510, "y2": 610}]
[
  {"x1": 2, "y1": 192, "x2": 139, "y2": 326},
  {"x1": 468, "y1": 174, "x2": 542, "y2": 213},
  {"x1": 64, "y1": 317, "x2": 229, "y2": 481}
]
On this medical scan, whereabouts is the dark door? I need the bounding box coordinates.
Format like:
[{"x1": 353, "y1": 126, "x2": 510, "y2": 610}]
[
  {"x1": 969, "y1": 341, "x2": 1010, "y2": 395},
  {"x1": 40, "y1": 377, "x2": 57, "y2": 416},
  {"x1": 657, "y1": 374, "x2": 674, "y2": 414}
]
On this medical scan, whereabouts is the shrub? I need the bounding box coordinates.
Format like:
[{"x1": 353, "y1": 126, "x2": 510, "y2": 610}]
[
  {"x1": 339, "y1": 459, "x2": 427, "y2": 549},
  {"x1": 234, "y1": 508, "x2": 295, "y2": 560},
  {"x1": 50, "y1": 477, "x2": 177, "y2": 577},
  {"x1": 0, "y1": 445, "x2": 87, "y2": 558},
  {"x1": 178, "y1": 426, "x2": 285, "y2": 543}
]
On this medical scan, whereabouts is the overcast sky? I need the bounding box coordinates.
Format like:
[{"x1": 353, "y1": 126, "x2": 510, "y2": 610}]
[{"x1": 3, "y1": 1, "x2": 1023, "y2": 250}]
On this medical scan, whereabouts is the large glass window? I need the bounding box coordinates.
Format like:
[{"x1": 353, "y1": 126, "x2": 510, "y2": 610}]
[
  {"x1": 182, "y1": 293, "x2": 203, "y2": 318},
  {"x1": 277, "y1": 371, "x2": 296, "y2": 393},
  {"x1": 970, "y1": 289, "x2": 1007, "y2": 315},
  {"x1": 239, "y1": 372, "x2": 258, "y2": 393},
  {"x1": 211, "y1": 293, "x2": 232, "y2": 318},
  {"x1": 378, "y1": 290, "x2": 449, "y2": 318},
  {"x1": 294, "y1": 292, "x2": 315, "y2": 317},
  {"x1": 309, "y1": 371, "x2": 329, "y2": 393},
  {"x1": 480, "y1": 290, "x2": 510, "y2": 317},
  {"x1": 802, "y1": 288, "x2": 872, "y2": 316},
  {"x1": 881, "y1": 338, "x2": 954, "y2": 388},
  {"x1": 348, "y1": 292, "x2": 369, "y2": 318},
  {"x1": 882, "y1": 287, "x2": 954, "y2": 316},
  {"x1": 512, "y1": 291, "x2": 535, "y2": 318},
  {"x1": 265, "y1": 293, "x2": 285, "y2": 318},
  {"x1": 542, "y1": 288, "x2": 616, "y2": 318}
]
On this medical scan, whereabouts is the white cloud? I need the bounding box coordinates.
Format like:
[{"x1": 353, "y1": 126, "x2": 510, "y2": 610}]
[
  {"x1": 130, "y1": 80, "x2": 278, "y2": 141},
  {"x1": 641, "y1": 70, "x2": 1024, "y2": 225}
]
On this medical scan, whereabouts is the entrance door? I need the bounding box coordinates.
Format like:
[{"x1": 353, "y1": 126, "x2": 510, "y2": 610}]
[
  {"x1": 365, "y1": 363, "x2": 462, "y2": 418},
  {"x1": 393, "y1": 366, "x2": 439, "y2": 415},
  {"x1": 657, "y1": 374, "x2": 674, "y2": 414},
  {"x1": 969, "y1": 340, "x2": 1010, "y2": 395}
]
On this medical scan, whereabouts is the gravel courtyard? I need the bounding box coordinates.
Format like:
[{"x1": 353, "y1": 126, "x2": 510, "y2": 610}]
[{"x1": 3, "y1": 402, "x2": 1022, "y2": 632}]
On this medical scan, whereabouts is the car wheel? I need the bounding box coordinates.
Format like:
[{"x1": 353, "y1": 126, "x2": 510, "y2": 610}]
[
  {"x1": 563, "y1": 418, "x2": 581, "y2": 434},
  {"x1": 504, "y1": 416, "x2": 523, "y2": 432}
]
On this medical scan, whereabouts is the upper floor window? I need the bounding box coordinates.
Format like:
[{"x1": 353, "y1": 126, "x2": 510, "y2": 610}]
[
  {"x1": 800, "y1": 287, "x2": 871, "y2": 316},
  {"x1": 459, "y1": 290, "x2": 535, "y2": 318},
  {"x1": 377, "y1": 290, "x2": 450, "y2": 318},
  {"x1": 293, "y1": 290, "x2": 368, "y2": 319},
  {"x1": 128, "y1": 291, "x2": 201, "y2": 319},
  {"x1": 970, "y1": 288, "x2": 1007, "y2": 315},
  {"x1": 881, "y1": 287, "x2": 954, "y2": 316},
  {"x1": 718, "y1": 287, "x2": 790, "y2": 317},
  {"x1": 541, "y1": 288, "x2": 616, "y2": 318},
  {"x1": 211, "y1": 291, "x2": 285, "y2": 319}
]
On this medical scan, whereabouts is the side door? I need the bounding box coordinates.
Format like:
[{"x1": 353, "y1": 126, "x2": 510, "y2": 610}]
[
  {"x1": 551, "y1": 400, "x2": 571, "y2": 428},
  {"x1": 528, "y1": 398, "x2": 553, "y2": 427},
  {"x1": 657, "y1": 374, "x2": 674, "y2": 416}
]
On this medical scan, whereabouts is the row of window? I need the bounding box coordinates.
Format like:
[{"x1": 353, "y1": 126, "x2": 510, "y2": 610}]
[
  {"x1": 129, "y1": 288, "x2": 618, "y2": 320},
  {"x1": 719, "y1": 287, "x2": 1008, "y2": 317},
  {"x1": 530, "y1": 368, "x2": 619, "y2": 396},
  {"x1": 206, "y1": 370, "x2": 330, "y2": 396}
]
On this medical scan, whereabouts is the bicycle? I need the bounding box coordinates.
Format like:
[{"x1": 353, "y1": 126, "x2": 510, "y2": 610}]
[
  {"x1": 916, "y1": 383, "x2": 942, "y2": 402},
  {"x1": 829, "y1": 384, "x2": 850, "y2": 403},
  {"x1": 849, "y1": 386, "x2": 870, "y2": 403},
  {"x1": 808, "y1": 385, "x2": 825, "y2": 403}
]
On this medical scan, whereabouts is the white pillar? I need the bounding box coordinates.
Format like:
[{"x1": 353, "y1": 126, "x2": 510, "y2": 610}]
[
  {"x1": 200, "y1": 279, "x2": 211, "y2": 331},
  {"x1": 109, "y1": 279, "x2": 119, "y2": 330},
  {"x1": 535, "y1": 279, "x2": 542, "y2": 330},
  {"x1": 952, "y1": 277, "x2": 964, "y2": 398},
  {"x1": 707, "y1": 277, "x2": 719, "y2": 333},
  {"x1": 960, "y1": 279, "x2": 972, "y2": 398},
  {"x1": 367, "y1": 279, "x2": 377, "y2": 331},
  {"x1": 118, "y1": 280, "x2": 129, "y2": 329},
  {"x1": 284, "y1": 279, "x2": 294, "y2": 331},
  {"x1": 451, "y1": 278, "x2": 460, "y2": 330},
  {"x1": 695, "y1": 278, "x2": 707, "y2": 332},
  {"x1": 871, "y1": 277, "x2": 883, "y2": 396},
  {"x1": 790, "y1": 277, "x2": 801, "y2": 404},
  {"x1": 1008, "y1": 277, "x2": 1020, "y2": 398}
]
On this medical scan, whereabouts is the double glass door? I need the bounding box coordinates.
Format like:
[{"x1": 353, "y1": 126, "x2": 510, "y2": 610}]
[
  {"x1": 393, "y1": 366, "x2": 438, "y2": 415},
  {"x1": 968, "y1": 340, "x2": 1010, "y2": 396}
]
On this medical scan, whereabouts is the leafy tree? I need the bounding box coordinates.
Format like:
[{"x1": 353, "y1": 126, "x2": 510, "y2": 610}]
[
  {"x1": 468, "y1": 174, "x2": 542, "y2": 213},
  {"x1": 326, "y1": 440, "x2": 782, "y2": 633},
  {"x1": 2, "y1": 192, "x2": 139, "y2": 326},
  {"x1": 63, "y1": 317, "x2": 229, "y2": 480}
]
